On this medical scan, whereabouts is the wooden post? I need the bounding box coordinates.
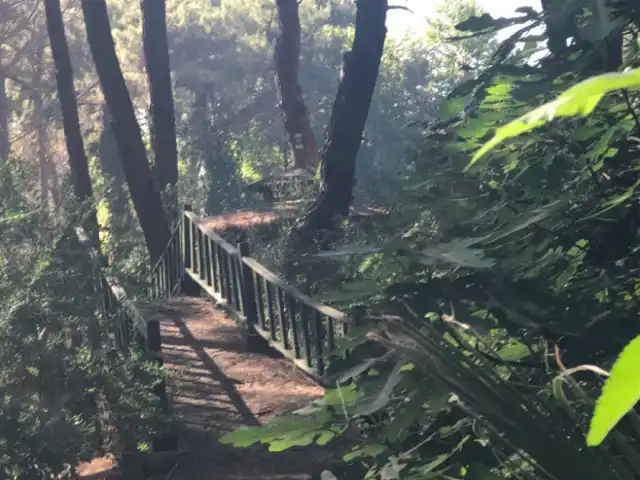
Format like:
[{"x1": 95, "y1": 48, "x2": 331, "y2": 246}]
[
  {"x1": 345, "y1": 304, "x2": 366, "y2": 364},
  {"x1": 146, "y1": 319, "x2": 178, "y2": 452},
  {"x1": 181, "y1": 204, "x2": 200, "y2": 296},
  {"x1": 238, "y1": 242, "x2": 270, "y2": 353}
]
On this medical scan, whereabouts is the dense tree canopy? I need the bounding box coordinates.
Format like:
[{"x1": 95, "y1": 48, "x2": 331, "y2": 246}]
[{"x1": 4, "y1": 0, "x2": 640, "y2": 478}]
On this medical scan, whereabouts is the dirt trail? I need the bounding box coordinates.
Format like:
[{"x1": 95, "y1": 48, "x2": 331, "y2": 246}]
[{"x1": 80, "y1": 296, "x2": 349, "y2": 479}]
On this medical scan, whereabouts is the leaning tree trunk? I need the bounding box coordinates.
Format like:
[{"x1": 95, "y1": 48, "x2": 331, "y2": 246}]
[
  {"x1": 140, "y1": 0, "x2": 178, "y2": 219},
  {"x1": 274, "y1": 0, "x2": 318, "y2": 170},
  {"x1": 293, "y1": 0, "x2": 388, "y2": 246},
  {"x1": 81, "y1": 0, "x2": 170, "y2": 265},
  {"x1": 45, "y1": 0, "x2": 99, "y2": 241}
]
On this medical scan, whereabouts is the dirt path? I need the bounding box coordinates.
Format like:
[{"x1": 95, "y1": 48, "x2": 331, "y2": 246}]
[
  {"x1": 79, "y1": 297, "x2": 349, "y2": 479},
  {"x1": 116, "y1": 298, "x2": 343, "y2": 480},
  {"x1": 160, "y1": 296, "x2": 350, "y2": 479}
]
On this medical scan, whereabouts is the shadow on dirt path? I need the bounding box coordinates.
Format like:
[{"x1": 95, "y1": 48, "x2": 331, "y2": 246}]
[
  {"x1": 79, "y1": 296, "x2": 353, "y2": 479},
  {"x1": 153, "y1": 297, "x2": 350, "y2": 479}
]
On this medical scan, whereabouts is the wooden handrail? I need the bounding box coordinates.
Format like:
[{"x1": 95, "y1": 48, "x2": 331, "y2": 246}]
[
  {"x1": 182, "y1": 208, "x2": 355, "y2": 381},
  {"x1": 75, "y1": 226, "x2": 175, "y2": 451},
  {"x1": 184, "y1": 211, "x2": 238, "y2": 255},
  {"x1": 187, "y1": 210, "x2": 351, "y2": 324},
  {"x1": 75, "y1": 227, "x2": 147, "y2": 339},
  {"x1": 150, "y1": 218, "x2": 184, "y2": 276},
  {"x1": 241, "y1": 257, "x2": 350, "y2": 325}
]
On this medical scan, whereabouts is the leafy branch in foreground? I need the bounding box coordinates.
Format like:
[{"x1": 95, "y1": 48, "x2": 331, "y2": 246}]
[
  {"x1": 219, "y1": 386, "x2": 357, "y2": 452},
  {"x1": 587, "y1": 334, "x2": 640, "y2": 447},
  {"x1": 467, "y1": 68, "x2": 640, "y2": 170}
]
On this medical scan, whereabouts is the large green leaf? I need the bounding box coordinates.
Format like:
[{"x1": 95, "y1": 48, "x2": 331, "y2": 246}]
[
  {"x1": 466, "y1": 68, "x2": 640, "y2": 170},
  {"x1": 586, "y1": 335, "x2": 640, "y2": 446},
  {"x1": 219, "y1": 409, "x2": 335, "y2": 452}
]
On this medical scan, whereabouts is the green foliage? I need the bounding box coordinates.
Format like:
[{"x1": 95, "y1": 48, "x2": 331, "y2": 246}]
[
  {"x1": 220, "y1": 409, "x2": 339, "y2": 452},
  {"x1": 469, "y1": 68, "x2": 640, "y2": 168},
  {"x1": 7, "y1": 0, "x2": 640, "y2": 477},
  {"x1": 217, "y1": 1, "x2": 640, "y2": 478},
  {"x1": 0, "y1": 168, "x2": 166, "y2": 478},
  {"x1": 587, "y1": 334, "x2": 640, "y2": 447}
]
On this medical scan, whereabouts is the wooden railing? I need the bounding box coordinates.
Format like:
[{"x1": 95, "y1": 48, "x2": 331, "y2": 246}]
[
  {"x1": 75, "y1": 227, "x2": 175, "y2": 451},
  {"x1": 149, "y1": 220, "x2": 185, "y2": 300},
  {"x1": 181, "y1": 208, "x2": 353, "y2": 381}
]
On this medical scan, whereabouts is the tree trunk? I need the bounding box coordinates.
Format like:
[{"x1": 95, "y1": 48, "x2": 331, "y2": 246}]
[
  {"x1": 99, "y1": 105, "x2": 129, "y2": 219},
  {"x1": 540, "y1": 0, "x2": 569, "y2": 60},
  {"x1": 33, "y1": 73, "x2": 50, "y2": 208},
  {"x1": 190, "y1": 86, "x2": 239, "y2": 214},
  {"x1": 0, "y1": 71, "x2": 8, "y2": 165},
  {"x1": 44, "y1": 0, "x2": 98, "y2": 241},
  {"x1": 140, "y1": 0, "x2": 178, "y2": 219},
  {"x1": 293, "y1": 0, "x2": 388, "y2": 246},
  {"x1": 274, "y1": 0, "x2": 319, "y2": 170},
  {"x1": 81, "y1": 0, "x2": 171, "y2": 265}
]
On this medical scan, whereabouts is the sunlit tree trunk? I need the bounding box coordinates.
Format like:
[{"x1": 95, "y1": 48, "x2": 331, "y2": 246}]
[
  {"x1": 190, "y1": 86, "x2": 239, "y2": 214},
  {"x1": 141, "y1": 0, "x2": 178, "y2": 219},
  {"x1": 45, "y1": 0, "x2": 98, "y2": 240},
  {"x1": 33, "y1": 65, "x2": 50, "y2": 208},
  {"x1": 293, "y1": 0, "x2": 388, "y2": 246},
  {"x1": 99, "y1": 105, "x2": 129, "y2": 219},
  {"x1": 81, "y1": 0, "x2": 171, "y2": 265},
  {"x1": 274, "y1": 0, "x2": 319, "y2": 170},
  {"x1": 0, "y1": 72, "x2": 8, "y2": 164}
]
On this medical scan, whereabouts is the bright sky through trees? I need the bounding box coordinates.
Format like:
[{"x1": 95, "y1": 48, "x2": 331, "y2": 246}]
[{"x1": 387, "y1": 0, "x2": 540, "y2": 38}]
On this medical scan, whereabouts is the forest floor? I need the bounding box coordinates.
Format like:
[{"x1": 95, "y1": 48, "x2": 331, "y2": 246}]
[
  {"x1": 200, "y1": 202, "x2": 304, "y2": 231},
  {"x1": 78, "y1": 297, "x2": 351, "y2": 479}
]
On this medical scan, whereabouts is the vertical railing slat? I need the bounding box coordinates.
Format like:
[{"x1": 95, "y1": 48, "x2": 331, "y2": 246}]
[
  {"x1": 253, "y1": 271, "x2": 266, "y2": 331},
  {"x1": 238, "y1": 242, "x2": 260, "y2": 352},
  {"x1": 266, "y1": 283, "x2": 277, "y2": 341},
  {"x1": 221, "y1": 250, "x2": 230, "y2": 302},
  {"x1": 326, "y1": 317, "x2": 336, "y2": 363},
  {"x1": 191, "y1": 221, "x2": 198, "y2": 275},
  {"x1": 204, "y1": 235, "x2": 212, "y2": 287},
  {"x1": 313, "y1": 311, "x2": 324, "y2": 375},
  {"x1": 286, "y1": 295, "x2": 301, "y2": 359},
  {"x1": 209, "y1": 238, "x2": 218, "y2": 292},
  {"x1": 231, "y1": 256, "x2": 242, "y2": 311},
  {"x1": 198, "y1": 228, "x2": 206, "y2": 281},
  {"x1": 300, "y1": 305, "x2": 313, "y2": 367},
  {"x1": 275, "y1": 288, "x2": 290, "y2": 350}
]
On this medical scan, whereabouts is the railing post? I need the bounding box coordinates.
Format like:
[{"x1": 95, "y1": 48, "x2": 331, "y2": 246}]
[
  {"x1": 345, "y1": 305, "x2": 366, "y2": 363},
  {"x1": 238, "y1": 242, "x2": 270, "y2": 353},
  {"x1": 181, "y1": 204, "x2": 200, "y2": 297},
  {"x1": 146, "y1": 319, "x2": 178, "y2": 452}
]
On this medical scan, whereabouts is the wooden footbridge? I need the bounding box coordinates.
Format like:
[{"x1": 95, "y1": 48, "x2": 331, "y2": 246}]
[{"x1": 79, "y1": 206, "x2": 357, "y2": 479}]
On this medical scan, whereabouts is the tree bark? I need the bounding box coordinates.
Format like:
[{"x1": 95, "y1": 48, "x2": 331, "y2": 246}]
[
  {"x1": 44, "y1": 0, "x2": 98, "y2": 240},
  {"x1": 293, "y1": 0, "x2": 388, "y2": 245},
  {"x1": 274, "y1": 0, "x2": 319, "y2": 170},
  {"x1": 140, "y1": 0, "x2": 179, "y2": 219},
  {"x1": 190, "y1": 86, "x2": 239, "y2": 214},
  {"x1": 540, "y1": 0, "x2": 569, "y2": 60},
  {"x1": 33, "y1": 64, "x2": 50, "y2": 208},
  {"x1": 0, "y1": 69, "x2": 8, "y2": 165},
  {"x1": 99, "y1": 105, "x2": 129, "y2": 219},
  {"x1": 81, "y1": 0, "x2": 171, "y2": 265}
]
